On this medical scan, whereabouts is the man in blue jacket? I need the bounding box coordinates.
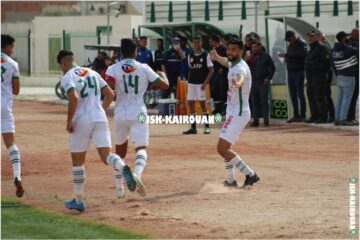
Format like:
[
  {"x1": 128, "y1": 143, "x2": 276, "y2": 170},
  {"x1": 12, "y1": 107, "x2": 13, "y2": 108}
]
[
  {"x1": 137, "y1": 36, "x2": 154, "y2": 69},
  {"x1": 332, "y1": 31, "x2": 359, "y2": 126}
]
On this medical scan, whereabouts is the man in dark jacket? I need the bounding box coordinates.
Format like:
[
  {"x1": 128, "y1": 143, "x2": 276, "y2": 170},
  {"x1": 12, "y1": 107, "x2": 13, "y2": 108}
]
[
  {"x1": 137, "y1": 36, "x2": 154, "y2": 69},
  {"x1": 249, "y1": 41, "x2": 276, "y2": 127},
  {"x1": 305, "y1": 30, "x2": 331, "y2": 124},
  {"x1": 154, "y1": 38, "x2": 164, "y2": 71},
  {"x1": 209, "y1": 35, "x2": 228, "y2": 115},
  {"x1": 279, "y1": 30, "x2": 307, "y2": 122},
  {"x1": 347, "y1": 28, "x2": 359, "y2": 124},
  {"x1": 332, "y1": 31, "x2": 359, "y2": 126}
]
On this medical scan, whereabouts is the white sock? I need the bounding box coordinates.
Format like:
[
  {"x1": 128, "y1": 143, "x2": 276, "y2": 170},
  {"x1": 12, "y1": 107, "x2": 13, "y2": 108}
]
[
  {"x1": 8, "y1": 144, "x2": 21, "y2": 181},
  {"x1": 72, "y1": 166, "x2": 85, "y2": 204},
  {"x1": 134, "y1": 149, "x2": 147, "y2": 178},
  {"x1": 224, "y1": 159, "x2": 235, "y2": 183},
  {"x1": 114, "y1": 169, "x2": 124, "y2": 191},
  {"x1": 106, "y1": 153, "x2": 125, "y2": 171},
  {"x1": 229, "y1": 155, "x2": 254, "y2": 177}
]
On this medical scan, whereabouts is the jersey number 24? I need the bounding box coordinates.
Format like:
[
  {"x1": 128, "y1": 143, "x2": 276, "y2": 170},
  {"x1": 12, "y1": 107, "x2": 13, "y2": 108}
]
[{"x1": 77, "y1": 76, "x2": 98, "y2": 98}]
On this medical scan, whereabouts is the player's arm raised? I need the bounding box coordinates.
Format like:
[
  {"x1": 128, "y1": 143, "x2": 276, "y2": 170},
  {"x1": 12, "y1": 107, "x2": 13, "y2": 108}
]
[
  {"x1": 101, "y1": 85, "x2": 115, "y2": 110},
  {"x1": 66, "y1": 89, "x2": 78, "y2": 133},
  {"x1": 151, "y1": 70, "x2": 169, "y2": 90},
  {"x1": 210, "y1": 49, "x2": 228, "y2": 68}
]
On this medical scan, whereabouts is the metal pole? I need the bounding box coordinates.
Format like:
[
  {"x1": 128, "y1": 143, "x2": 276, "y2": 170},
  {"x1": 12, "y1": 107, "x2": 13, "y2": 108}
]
[
  {"x1": 27, "y1": 29, "x2": 31, "y2": 76},
  {"x1": 254, "y1": 2, "x2": 258, "y2": 33},
  {"x1": 107, "y1": 1, "x2": 110, "y2": 45}
]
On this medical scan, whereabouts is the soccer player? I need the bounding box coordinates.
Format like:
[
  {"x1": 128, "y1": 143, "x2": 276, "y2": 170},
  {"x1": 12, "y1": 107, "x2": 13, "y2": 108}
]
[
  {"x1": 1, "y1": 34, "x2": 24, "y2": 198},
  {"x1": 57, "y1": 50, "x2": 132, "y2": 212},
  {"x1": 183, "y1": 36, "x2": 214, "y2": 135},
  {"x1": 210, "y1": 39, "x2": 260, "y2": 188},
  {"x1": 105, "y1": 38, "x2": 169, "y2": 197}
]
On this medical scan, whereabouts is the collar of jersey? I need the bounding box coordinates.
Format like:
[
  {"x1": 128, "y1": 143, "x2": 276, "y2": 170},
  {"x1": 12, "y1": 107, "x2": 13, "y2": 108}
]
[
  {"x1": 193, "y1": 49, "x2": 204, "y2": 56},
  {"x1": 230, "y1": 58, "x2": 242, "y2": 68}
]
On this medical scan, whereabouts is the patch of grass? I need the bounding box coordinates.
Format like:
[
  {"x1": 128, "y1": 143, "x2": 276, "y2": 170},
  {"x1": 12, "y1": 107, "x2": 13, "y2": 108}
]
[{"x1": 1, "y1": 198, "x2": 148, "y2": 239}]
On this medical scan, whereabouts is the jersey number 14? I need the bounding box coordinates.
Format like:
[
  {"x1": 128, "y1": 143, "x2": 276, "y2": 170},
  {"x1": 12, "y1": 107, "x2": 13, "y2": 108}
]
[{"x1": 123, "y1": 74, "x2": 139, "y2": 94}]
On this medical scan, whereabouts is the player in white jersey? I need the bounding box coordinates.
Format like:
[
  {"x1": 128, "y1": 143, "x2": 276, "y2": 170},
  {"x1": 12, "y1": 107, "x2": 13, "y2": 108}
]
[
  {"x1": 57, "y1": 50, "x2": 132, "y2": 212},
  {"x1": 210, "y1": 39, "x2": 260, "y2": 188},
  {"x1": 1, "y1": 35, "x2": 25, "y2": 198},
  {"x1": 105, "y1": 39, "x2": 169, "y2": 197}
]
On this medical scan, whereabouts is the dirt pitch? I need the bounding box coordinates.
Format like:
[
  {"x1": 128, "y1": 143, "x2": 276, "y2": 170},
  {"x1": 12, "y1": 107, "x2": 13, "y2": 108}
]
[{"x1": 2, "y1": 100, "x2": 359, "y2": 239}]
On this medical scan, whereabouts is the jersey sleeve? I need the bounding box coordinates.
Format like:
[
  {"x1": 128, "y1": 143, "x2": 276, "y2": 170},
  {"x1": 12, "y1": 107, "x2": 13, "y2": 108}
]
[
  {"x1": 206, "y1": 53, "x2": 213, "y2": 68},
  {"x1": 144, "y1": 64, "x2": 161, "y2": 83},
  {"x1": 12, "y1": 62, "x2": 20, "y2": 80},
  {"x1": 104, "y1": 66, "x2": 116, "y2": 86},
  {"x1": 61, "y1": 75, "x2": 76, "y2": 93},
  {"x1": 95, "y1": 72, "x2": 108, "y2": 90}
]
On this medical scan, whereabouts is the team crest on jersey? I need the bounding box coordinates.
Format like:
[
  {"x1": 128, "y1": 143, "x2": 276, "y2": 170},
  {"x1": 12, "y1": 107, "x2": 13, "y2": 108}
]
[
  {"x1": 74, "y1": 68, "x2": 88, "y2": 77},
  {"x1": 200, "y1": 58, "x2": 203, "y2": 62},
  {"x1": 122, "y1": 64, "x2": 136, "y2": 73},
  {"x1": 1, "y1": 58, "x2": 7, "y2": 63},
  {"x1": 190, "y1": 58, "x2": 194, "y2": 63}
]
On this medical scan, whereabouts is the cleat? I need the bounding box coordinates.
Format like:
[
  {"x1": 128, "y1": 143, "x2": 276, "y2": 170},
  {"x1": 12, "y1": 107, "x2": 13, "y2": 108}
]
[
  {"x1": 182, "y1": 128, "x2": 197, "y2": 134},
  {"x1": 243, "y1": 172, "x2": 260, "y2": 187},
  {"x1": 14, "y1": 177, "x2": 24, "y2": 198},
  {"x1": 122, "y1": 165, "x2": 136, "y2": 192},
  {"x1": 117, "y1": 188, "x2": 125, "y2": 199},
  {"x1": 204, "y1": 127, "x2": 211, "y2": 134},
  {"x1": 223, "y1": 180, "x2": 238, "y2": 188},
  {"x1": 64, "y1": 199, "x2": 85, "y2": 212},
  {"x1": 133, "y1": 174, "x2": 146, "y2": 197}
]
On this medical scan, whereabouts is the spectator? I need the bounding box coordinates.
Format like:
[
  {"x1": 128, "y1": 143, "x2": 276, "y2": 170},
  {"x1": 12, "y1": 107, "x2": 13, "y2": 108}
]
[
  {"x1": 223, "y1": 34, "x2": 232, "y2": 46},
  {"x1": 209, "y1": 35, "x2": 228, "y2": 115},
  {"x1": 161, "y1": 37, "x2": 186, "y2": 98},
  {"x1": 133, "y1": 37, "x2": 140, "y2": 47},
  {"x1": 249, "y1": 41, "x2": 276, "y2": 127},
  {"x1": 154, "y1": 38, "x2": 164, "y2": 71},
  {"x1": 100, "y1": 56, "x2": 112, "y2": 79},
  {"x1": 180, "y1": 36, "x2": 191, "y2": 80},
  {"x1": 332, "y1": 31, "x2": 359, "y2": 126},
  {"x1": 305, "y1": 30, "x2": 331, "y2": 124},
  {"x1": 319, "y1": 33, "x2": 335, "y2": 122},
  {"x1": 137, "y1": 36, "x2": 154, "y2": 69},
  {"x1": 348, "y1": 28, "x2": 359, "y2": 125},
  {"x1": 91, "y1": 51, "x2": 107, "y2": 74},
  {"x1": 278, "y1": 30, "x2": 307, "y2": 122}
]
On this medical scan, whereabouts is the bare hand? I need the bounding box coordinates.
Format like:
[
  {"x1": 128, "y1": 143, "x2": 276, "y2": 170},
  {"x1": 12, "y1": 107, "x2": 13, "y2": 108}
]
[
  {"x1": 201, "y1": 82, "x2": 207, "y2": 91},
  {"x1": 264, "y1": 78, "x2": 270, "y2": 85},
  {"x1": 209, "y1": 49, "x2": 218, "y2": 61},
  {"x1": 66, "y1": 122, "x2": 74, "y2": 133}
]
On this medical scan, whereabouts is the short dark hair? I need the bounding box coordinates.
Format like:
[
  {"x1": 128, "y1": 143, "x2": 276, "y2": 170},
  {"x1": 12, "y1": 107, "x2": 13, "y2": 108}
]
[
  {"x1": 1, "y1": 34, "x2": 15, "y2": 49},
  {"x1": 211, "y1": 35, "x2": 220, "y2": 43},
  {"x1": 121, "y1": 38, "x2": 137, "y2": 57},
  {"x1": 224, "y1": 34, "x2": 232, "y2": 41},
  {"x1": 157, "y1": 38, "x2": 164, "y2": 43},
  {"x1": 251, "y1": 40, "x2": 262, "y2": 46},
  {"x1": 57, "y1": 50, "x2": 74, "y2": 64},
  {"x1": 99, "y1": 51, "x2": 107, "y2": 57},
  {"x1": 228, "y1": 39, "x2": 244, "y2": 49},
  {"x1": 139, "y1": 36, "x2": 147, "y2": 40},
  {"x1": 192, "y1": 36, "x2": 202, "y2": 41}
]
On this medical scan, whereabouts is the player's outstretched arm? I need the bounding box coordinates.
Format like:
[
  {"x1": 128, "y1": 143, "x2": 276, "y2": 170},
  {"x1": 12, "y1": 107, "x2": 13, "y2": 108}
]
[
  {"x1": 151, "y1": 71, "x2": 169, "y2": 90},
  {"x1": 235, "y1": 73, "x2": 245, "y2": 89},
  {"x1": 101, "y1": 85, "x2": 115, "y2": 110},
  {"x1": 210, "y1": 49, "x2": 228, "y2": 68},
  {"x1": 66, "y1": 90, "x2": 78, "y2": 133}
]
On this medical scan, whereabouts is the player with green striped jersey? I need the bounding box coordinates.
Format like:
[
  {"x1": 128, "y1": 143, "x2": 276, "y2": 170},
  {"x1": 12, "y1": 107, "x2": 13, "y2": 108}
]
[
  {"x1": 210, "y1": 39, "x2": 260, "y2": 188},
  {"x1": 105, "y1": 39, "x2": 169, "y2": 197},
  {"x1": 58, "y1": 50, "x2": 130, "y2": 212}
]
